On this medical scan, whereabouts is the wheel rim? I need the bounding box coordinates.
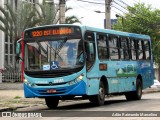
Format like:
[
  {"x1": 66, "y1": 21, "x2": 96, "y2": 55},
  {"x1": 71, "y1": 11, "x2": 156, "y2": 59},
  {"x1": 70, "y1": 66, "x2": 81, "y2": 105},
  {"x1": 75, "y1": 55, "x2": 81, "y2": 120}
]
[{"x1": 99, "y1": 86, "x2": 105, "y2": 100}]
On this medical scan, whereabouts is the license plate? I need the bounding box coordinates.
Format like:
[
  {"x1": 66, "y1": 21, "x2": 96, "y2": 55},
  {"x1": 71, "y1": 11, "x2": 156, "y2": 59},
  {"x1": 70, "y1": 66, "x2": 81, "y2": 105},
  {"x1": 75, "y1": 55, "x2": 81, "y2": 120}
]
[{"x1": 46, "y1": 89, "x2": 56, "y2": 93}]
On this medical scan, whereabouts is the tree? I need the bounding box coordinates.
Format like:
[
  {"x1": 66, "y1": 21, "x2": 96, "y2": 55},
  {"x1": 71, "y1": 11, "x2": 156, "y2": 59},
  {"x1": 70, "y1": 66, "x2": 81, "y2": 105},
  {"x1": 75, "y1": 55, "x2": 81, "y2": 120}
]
[
  {"x1": 37, "y1": 0, "x2": 81, "y2": 25},
  {"x1": 113, "y1": 3, "x2": 160, "y2": 64},
  {"x1": 35, "y1": 2, "x2": 59, "y2": 25},
  {"x1": 0, "y1": 3, "x2": 41, "y2": 40},
  {"x1": 0, "y1": 2, "x2": 41, "y2": 69}
]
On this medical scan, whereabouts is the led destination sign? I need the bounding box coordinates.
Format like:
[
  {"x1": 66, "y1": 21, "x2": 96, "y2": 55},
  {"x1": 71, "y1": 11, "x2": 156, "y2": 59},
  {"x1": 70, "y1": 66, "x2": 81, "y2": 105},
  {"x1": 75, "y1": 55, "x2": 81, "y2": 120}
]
[
  {"x1": 24, "y1": 26, "x2": 81, "y2": 38},
  {"x1": 32, "y1": 28, "x2": 72, "y2": 37}
]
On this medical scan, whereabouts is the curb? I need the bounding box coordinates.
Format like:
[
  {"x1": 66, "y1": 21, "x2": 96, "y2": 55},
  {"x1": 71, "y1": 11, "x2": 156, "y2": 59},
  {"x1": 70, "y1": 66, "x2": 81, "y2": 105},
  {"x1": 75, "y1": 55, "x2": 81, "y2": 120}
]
[
  {"x1": 0, "y1": 107, "x2": 15, "y2": 112},
  {"x1": 0, "y1": 105, "x2": 31, "y2": 112},
  {"x1": 142, "y1": 88, "x2": 160, "y2": 94}
]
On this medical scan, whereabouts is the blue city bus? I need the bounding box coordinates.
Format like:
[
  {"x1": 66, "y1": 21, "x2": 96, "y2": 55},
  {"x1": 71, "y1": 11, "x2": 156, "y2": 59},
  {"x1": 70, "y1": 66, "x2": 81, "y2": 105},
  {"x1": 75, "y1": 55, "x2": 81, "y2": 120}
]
[{"x1": 16, "y1": 24, "x2": 154, "y2": 109}]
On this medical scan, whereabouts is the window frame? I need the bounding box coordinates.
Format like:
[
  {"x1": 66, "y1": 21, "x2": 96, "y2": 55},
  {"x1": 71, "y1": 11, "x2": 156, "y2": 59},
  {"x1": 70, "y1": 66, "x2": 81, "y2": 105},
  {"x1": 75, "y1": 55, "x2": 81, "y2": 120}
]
[
  {"x1": 108, "y1": 35, "x2": 120, "y2": 60},
  {"x1": 96, "y1": 33, "x2": 109, "y2": 60},
  {"x1": 119, "y1": 36, "x2": 130, "y2": 60}
]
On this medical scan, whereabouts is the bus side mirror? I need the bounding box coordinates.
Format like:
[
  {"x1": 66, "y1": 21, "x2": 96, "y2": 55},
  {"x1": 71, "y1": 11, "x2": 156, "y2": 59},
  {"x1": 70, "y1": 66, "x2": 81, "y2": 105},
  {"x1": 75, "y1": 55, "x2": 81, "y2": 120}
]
[
  {"x1": 16, "y1": 39, "x2": 23, "y2": 61},
  {"x1": 16, "y1": 42, "x2": 21, "y2": 55}
]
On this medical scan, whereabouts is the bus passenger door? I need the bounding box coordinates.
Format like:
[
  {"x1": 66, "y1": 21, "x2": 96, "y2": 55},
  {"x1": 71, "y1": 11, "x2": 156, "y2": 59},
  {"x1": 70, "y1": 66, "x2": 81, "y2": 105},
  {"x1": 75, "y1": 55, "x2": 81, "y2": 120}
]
[
  {"x1": 85, "y1": 42, "x2": 95, "y2": 71},
  {"x1": 84, "y1": 32, "x2": 99, "y2": 95}
]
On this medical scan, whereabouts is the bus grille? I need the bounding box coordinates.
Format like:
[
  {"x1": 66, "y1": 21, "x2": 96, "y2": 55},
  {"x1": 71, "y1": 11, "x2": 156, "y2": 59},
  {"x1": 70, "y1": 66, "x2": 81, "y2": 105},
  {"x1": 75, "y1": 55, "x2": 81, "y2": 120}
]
[
  {"x1": 25, "y1": 71, "x2": 74, "y2": 78},
  {"x1": 24, "y1": 67, "x2": 83, "y2": 78},
  {"x1": 36, "y1": 82, "x2": 67, "y2": 86}
]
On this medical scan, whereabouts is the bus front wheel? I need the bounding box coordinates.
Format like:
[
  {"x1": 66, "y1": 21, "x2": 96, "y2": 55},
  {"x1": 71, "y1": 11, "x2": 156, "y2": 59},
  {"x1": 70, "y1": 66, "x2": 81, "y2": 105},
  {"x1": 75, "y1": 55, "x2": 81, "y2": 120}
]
[
  {"x1": 89, "y1": 81, "x2": 105, "y2": 106},
  {"x1": 45, "y1": 97, "x2": 59, "y2": 109},
  {"x1": 125, "y1": 79, "x2": 142, "y2": 101}
]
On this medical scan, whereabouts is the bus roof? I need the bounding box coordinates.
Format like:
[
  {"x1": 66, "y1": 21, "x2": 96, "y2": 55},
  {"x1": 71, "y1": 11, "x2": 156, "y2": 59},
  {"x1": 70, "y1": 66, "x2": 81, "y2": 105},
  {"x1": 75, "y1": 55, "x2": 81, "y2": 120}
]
[
  {"x1": 24, "y1": 24, "x2": 151, "y2": 40},
  {"x1": 83, "y1": 26, "x2": 151, "y2": 40}
]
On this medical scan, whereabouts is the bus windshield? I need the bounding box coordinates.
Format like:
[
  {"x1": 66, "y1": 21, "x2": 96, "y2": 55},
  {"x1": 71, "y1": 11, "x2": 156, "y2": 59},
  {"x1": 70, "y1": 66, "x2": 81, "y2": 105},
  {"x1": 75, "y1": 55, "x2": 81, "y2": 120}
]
[{"x1": 25, "y1": 38, "x2": 84, "y2": 71}]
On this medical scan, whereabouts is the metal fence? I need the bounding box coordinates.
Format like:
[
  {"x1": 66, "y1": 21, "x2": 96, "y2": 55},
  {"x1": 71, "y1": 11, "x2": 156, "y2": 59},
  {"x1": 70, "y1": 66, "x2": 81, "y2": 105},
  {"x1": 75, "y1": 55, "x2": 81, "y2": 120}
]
[{"x1": 2, "y1": 72, "x2": 22, "y2": 82}]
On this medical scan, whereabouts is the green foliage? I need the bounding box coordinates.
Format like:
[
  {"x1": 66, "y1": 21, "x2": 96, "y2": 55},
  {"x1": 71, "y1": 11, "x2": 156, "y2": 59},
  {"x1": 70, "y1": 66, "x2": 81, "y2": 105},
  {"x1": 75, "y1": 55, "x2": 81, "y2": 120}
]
[
  {"x1": 37, "y1": 1, "x2": 81, "y2": 25},
  {"x1": 0, "y1": 3, "x2": 41, "y2": 40},
  {"x1": 113, "y1": 3, "x2": 160, "y2": 64},
  {"x1": 14, "y1": 96, "x2": 21, "y2": 99},
  {"x1": 36, "y1": 2, "x2": 59, "y2": 25},
  {"x1": 65, "y1": 15, "x2": 81, "y2": 24}
]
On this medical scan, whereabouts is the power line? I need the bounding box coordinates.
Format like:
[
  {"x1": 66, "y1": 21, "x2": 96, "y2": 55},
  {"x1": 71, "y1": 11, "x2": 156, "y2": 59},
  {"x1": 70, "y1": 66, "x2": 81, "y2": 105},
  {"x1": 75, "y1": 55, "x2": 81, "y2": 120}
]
[
  {"x1": 111, "y1": 9, "x2": 123, "y2": 16},
  {"x1": 116, "y1": 0, "x2": 131, "y2": 7},
  {"x1": 121, "y1": 0, "x2": 135, "y2": 7},
  {"x1": 76, "y1": 0, "x2": 104, "y2": 5},
  {"x1": 67, "y1": 0, "x2": 104, "y2": 13},
  {"x1": 132, "y1": 0, "x2": 138, "y2": 3},
  {"x1": 113, "y1": 0, "x2": 128, "y2": 11},
  {"x1": 111, "y1": 5, "x2": 127, "y2": 14}
]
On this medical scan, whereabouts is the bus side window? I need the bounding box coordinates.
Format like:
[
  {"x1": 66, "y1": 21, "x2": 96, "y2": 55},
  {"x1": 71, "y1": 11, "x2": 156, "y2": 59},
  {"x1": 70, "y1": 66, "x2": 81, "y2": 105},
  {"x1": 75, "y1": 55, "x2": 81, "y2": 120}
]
[
  {"x1": 144, "y1": 41, "x2": 150, "y2": 60},
  {"x1": 137, "y1": 40, "x2": 145, "y2": 60},
  {"x1": 108, "y1": 36, "x2": 119, "y2": 60},
  {"x1": 120, "y1": 37, "x2": 130, "y2": 60},
  {"x1": 97, "y1": 34, "x2": 108, "y2": 60},
  {"x1": 130, "y1": 39, "x2": 137, "y2": 60}
]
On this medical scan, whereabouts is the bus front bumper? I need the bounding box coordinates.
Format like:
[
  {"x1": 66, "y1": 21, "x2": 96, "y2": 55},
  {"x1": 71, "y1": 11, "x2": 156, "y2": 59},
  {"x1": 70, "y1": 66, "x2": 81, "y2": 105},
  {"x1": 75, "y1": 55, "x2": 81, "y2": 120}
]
[{"x1": 24, "y1": 81, "x2": 86, "y2": 98}]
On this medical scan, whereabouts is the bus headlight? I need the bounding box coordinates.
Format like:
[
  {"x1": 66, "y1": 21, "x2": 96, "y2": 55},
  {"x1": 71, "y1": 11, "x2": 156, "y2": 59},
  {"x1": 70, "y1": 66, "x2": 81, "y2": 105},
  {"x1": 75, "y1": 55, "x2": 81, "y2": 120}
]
[
  {"x1": 24, "y1": 79, "x2": 28, "y2": 83},
  {"x1": 68, "y1": 74, "x2": 84, "y2": 86},
  {"x1": 24, "y1": 79, "x2": 31, "y2": 87},
  {"x1": 77, "y1": 74, "x2": 83, "y2": 81}
]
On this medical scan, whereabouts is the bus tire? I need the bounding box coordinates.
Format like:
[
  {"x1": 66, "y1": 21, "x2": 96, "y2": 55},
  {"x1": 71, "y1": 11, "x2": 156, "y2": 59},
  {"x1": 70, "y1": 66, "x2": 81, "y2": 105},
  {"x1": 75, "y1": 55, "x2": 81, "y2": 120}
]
[
  {"x1": 125, "y1": 78, "x2": 142, "y2": 101},
  {"x1": 45, "y1": 97, "x2": 59, "y2": 109},
  {"x1": 89, "y1": 81, "x2": 105, "y2": 106}
]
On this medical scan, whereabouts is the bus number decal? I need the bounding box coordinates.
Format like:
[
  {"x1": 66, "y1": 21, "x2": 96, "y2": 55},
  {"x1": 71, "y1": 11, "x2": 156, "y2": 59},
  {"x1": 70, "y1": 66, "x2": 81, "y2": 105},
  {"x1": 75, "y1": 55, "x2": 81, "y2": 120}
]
[
  {"x1": 54, "y1": 78, "x2": 64, "y2": 83},
  {"x1": 112, "y1": 80, "x2": 119, "y2": 84}
]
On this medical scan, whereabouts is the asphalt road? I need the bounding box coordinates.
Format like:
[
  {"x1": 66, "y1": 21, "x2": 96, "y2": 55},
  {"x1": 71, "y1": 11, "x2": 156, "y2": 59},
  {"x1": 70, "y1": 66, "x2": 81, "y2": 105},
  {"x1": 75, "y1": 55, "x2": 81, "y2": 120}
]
[{"x1": 1, "y1": 92, "x2": 160, "y2": 120}]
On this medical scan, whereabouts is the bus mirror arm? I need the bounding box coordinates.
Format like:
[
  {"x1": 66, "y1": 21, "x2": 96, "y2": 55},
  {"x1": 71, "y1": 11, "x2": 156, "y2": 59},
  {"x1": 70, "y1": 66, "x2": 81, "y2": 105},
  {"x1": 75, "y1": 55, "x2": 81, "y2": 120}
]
[
  {"x1": 16, "y1": 55, "x2": 23, "y2": 62},
  {"x1": 16, "y1": 38, "x2": 23, "y2": 62}
]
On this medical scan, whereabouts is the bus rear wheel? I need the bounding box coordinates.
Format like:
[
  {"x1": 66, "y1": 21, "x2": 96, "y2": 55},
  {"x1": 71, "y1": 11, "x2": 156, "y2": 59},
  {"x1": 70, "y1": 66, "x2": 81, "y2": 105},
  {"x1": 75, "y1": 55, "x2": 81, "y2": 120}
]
[
  {"x1": 45, "y1": 97, "x2": 59, "y2": 109},
  {"x1": 125, "y1": 79, "x2": 142, "y2": 101},
  {"x1": 89, "y1": 81, "x2": 105, "y2": 106}
]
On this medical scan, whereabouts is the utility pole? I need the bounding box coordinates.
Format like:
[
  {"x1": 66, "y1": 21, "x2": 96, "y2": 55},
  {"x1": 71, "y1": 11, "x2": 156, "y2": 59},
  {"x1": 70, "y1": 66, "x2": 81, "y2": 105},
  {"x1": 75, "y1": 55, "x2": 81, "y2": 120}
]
[
  {"x1": 59, "y1": 0, "x2": 66, "y2": 24},
  {"x1": 105, "y1": 0, "x2": 112, "y2": 29}
]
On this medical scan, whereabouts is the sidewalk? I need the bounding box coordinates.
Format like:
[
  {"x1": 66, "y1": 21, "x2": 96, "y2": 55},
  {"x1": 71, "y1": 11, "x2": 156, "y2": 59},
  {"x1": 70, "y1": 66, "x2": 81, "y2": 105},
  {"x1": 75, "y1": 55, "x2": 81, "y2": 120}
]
[
  {"x1": 0, "y1": 83, "x2": 44, "y2": 112},
  {"x1": 0, "y1": 89, "x2": 44, "y2": 112},
  {"x1": 0, "y1": 83, "x2": 160, "y2": 112},
  {"x1": 0, "y1": 83, "x2": 23, "y2": 90}
]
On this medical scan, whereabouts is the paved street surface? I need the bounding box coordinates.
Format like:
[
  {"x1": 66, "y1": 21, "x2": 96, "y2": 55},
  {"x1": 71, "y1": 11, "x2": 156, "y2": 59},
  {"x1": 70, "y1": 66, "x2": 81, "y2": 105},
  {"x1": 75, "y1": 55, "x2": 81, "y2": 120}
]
[
  {"x1": 0, "y1": 83, "x2": 160, "y2": 120},
  {"x1": 1, "y1": 91, "x2": 160, "y2": 120}
]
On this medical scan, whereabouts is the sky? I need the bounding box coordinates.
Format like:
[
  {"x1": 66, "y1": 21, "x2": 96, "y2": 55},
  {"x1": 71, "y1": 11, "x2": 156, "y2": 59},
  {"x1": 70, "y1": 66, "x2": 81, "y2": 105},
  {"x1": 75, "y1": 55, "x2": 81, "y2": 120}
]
[{"x1": 54, "y1": 0, "x2": 160, "y2": 29}]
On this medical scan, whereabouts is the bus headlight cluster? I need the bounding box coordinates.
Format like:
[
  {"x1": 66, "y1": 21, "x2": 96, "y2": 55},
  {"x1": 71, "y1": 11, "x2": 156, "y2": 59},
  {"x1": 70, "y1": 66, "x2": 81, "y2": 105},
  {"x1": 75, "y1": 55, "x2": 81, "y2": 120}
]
[
  {"x1": 68, "y1": 74, "x2": 84, "y2": 86},
  {"x1": 24, "y1": 79, "x2": 30, "y2": 86},
  {"x1": 24, "y1": 79, "x2": 35, "y2": 87}
]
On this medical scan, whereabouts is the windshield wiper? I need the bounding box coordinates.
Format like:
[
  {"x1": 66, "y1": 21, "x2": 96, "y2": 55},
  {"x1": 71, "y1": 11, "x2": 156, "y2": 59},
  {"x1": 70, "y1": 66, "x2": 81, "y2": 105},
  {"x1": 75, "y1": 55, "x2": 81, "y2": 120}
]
[
  {"x1": 36, "y1": 41, "x2": 47, "y2": 54},
  {"x1": 54, "y1": 37, "x2": 68, "y2": 60}
]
